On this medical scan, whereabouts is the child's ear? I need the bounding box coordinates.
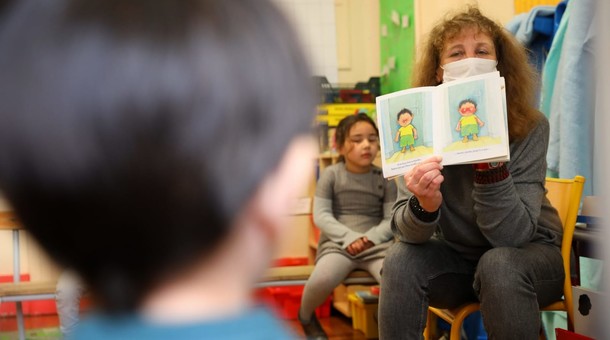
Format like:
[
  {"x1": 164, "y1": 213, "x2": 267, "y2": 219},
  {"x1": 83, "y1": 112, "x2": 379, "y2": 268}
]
[{"x1": 335, "y1": 140, "x2": 344, "y2": 155}]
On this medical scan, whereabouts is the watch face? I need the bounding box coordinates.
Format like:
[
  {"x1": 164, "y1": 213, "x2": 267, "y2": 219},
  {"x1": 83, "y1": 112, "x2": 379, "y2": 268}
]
[{"x1": 489, "y1": 162, "x2": 500, "y2": 168}]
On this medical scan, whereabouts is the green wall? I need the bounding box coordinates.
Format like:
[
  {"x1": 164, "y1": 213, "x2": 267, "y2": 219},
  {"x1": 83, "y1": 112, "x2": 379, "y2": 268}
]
[{"x1": 380, "y1": 0, "x2": 415, "y2": 94}]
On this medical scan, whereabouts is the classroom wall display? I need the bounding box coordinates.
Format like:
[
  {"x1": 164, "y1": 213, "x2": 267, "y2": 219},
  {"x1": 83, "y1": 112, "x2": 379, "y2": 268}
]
[{"x1": 379, "y1": 0, "x2": 415, "y2": 94}]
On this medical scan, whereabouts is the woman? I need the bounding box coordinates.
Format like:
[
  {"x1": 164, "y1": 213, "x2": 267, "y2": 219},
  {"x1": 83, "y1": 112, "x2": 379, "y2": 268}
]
[{"x1": 378, "y1": 6, "x2": 564, "y2": 339}]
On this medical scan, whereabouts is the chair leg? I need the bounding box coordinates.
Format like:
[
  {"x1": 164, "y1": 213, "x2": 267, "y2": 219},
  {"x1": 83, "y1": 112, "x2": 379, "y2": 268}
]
[
  {"x1": 450, "y1": 308, "x2": 474, "y2": 340},
  {"x1": 17, "y1": 301, "x2": 26, "y2": 340},
  {"x1": 424, "y1": 310, "x2": 436, "y2": 340},
  {"x1": 449, "y1": 323, "x2": 462, "y2": 340}
]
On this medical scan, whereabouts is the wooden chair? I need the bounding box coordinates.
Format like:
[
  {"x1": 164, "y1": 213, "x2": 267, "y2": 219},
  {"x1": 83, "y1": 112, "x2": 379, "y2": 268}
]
[{"x1": 424, "y1": 175, "x2": 586, "y2": 340}]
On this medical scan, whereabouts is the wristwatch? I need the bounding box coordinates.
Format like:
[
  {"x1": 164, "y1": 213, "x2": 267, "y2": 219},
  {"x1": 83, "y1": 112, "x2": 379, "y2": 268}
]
[
  {"x1": 473, "y1": 162, "x2": 503, "y2": 171},
  {"x1": 473, "y1": 162, "x2": 509, "y2": 184}
]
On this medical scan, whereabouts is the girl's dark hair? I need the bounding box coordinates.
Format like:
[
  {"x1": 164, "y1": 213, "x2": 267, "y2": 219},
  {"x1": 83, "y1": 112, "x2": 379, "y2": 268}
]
[
  {"x1": 334, "y1": 113, "x2": 379, "y2": 162},
  {"x1": 0, "y1": 0, "x2": 314, "y2": 312},
  {"x1": 396, "y1": 108, "x2": 413, "y2": 120}
]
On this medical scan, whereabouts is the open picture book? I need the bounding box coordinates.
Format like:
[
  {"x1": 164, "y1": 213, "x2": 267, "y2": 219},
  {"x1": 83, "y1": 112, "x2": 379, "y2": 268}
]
[{"x1": 375, "y1": 71, "x2": 509, "y2": 179}]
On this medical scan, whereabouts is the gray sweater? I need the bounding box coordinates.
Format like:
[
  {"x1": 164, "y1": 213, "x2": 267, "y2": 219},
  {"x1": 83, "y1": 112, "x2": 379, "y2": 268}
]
[
  {"x1": 392, "y1": 118, "x2": 563, "y2": 261},
  {"x1": 313, "y1": 163, "x2": 397, "y2": 262}
]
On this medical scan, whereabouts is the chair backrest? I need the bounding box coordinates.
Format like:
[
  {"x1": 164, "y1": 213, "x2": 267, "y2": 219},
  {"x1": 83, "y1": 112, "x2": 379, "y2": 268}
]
[{"x1": 544, "y1": 175, "x2": 585, "y2": 331}]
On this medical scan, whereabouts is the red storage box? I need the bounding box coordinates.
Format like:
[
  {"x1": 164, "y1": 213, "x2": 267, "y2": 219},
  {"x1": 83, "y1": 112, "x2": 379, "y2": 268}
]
[
  {"x1": 254, "y1": 257, "x2": 331, "y2": 319},
  {"x1": 0, "y1": 274, "x2": 56, "y2": 317},
  {"x1": 556, "y1": 328, "x2": 594, "y2": 340},
  {"x1": 254, "y1": 285, "x2": 331, "y2": 320},
  {"x1": 272, "y1": 257, "x2": 309, "y2": 267}
]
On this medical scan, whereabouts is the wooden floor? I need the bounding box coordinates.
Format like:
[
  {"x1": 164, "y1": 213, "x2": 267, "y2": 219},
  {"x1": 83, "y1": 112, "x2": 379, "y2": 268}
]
[
  {"x1": 0, "y1": 310, "x2": 370, "y2": 339},
  {"x1": 286, "y1": 311, "x2": 369, "y2": 339}
]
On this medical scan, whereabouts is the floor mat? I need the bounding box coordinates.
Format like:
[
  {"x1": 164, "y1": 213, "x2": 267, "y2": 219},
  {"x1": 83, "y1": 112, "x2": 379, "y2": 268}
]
[{"x1": 0, "y1": 327, "x2": 61, "y2": 340}]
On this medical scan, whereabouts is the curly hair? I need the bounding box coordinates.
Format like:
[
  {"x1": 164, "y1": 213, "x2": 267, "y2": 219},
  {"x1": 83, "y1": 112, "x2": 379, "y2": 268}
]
[{"x1": 412, "y1": 5, "x2": 542, "y2": 141}]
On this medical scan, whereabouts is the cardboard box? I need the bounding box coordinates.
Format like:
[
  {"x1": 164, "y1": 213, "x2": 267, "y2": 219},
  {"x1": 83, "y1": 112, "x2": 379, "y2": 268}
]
[{"x1": 572, "y1": 286, "x2": 608, "y2": 339}]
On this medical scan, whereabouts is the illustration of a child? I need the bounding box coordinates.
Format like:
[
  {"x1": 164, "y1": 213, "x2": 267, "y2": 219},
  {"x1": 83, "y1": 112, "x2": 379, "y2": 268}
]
[
  {"x1": 394, "y1": 108, "x2": 418, "y2": 152},
  {"x1": 455, "y1": 99, "x2": 484, "y2": 142}
]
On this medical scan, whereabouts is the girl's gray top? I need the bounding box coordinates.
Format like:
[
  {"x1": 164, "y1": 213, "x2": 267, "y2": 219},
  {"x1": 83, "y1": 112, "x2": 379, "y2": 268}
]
[
  {"x1": 313, "y1": 162, "x2": 397, "y2": 263},
  {"x1": 392, "y1": 117, "x2": 563, "y2": 261}
]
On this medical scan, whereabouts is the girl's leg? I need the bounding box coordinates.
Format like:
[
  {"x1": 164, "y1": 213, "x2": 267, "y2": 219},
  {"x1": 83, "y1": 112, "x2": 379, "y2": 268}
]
[
  {"x1": 357, "y1": 257, "x2": 383, "y2": 283},
  {"x1": 475, "y1": 243, "x2": 564, "y2": 340},
  {"x1": 299, "y1": 253, "x2": 356, "y2": 321},
  {"x1": 56, "y1": 270, "x2": 85, "y2": 337},
  {"x1": 378, "y1": 239, "x2": 477, "y2": 339}
]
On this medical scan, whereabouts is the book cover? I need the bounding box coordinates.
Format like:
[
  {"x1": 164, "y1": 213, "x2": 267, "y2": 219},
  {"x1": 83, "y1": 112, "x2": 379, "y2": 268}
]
[{"x1": 375, "y1": 72, "x2": 509, "y2": 178}]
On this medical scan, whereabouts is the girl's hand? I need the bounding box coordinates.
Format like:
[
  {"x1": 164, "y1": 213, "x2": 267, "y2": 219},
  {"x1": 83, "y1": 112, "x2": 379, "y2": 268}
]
[
  {"x1": 347, "y1": 236, "x2": 374, "y2": 256},
  {"x1": 404, "y1": 156, "x2": 444, "y2": 212}
]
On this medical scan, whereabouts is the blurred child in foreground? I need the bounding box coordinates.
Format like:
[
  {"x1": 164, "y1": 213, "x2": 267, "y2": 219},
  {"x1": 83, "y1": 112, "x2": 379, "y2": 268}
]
[{"x1": 0, "y1": 0, "x2": 316, "y2": 338}]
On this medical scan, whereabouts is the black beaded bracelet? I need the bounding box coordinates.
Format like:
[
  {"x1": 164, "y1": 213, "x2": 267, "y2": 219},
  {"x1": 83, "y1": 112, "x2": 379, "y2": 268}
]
[{"x1": 409, "y1": 196, "x2": 439, "y2": 222}]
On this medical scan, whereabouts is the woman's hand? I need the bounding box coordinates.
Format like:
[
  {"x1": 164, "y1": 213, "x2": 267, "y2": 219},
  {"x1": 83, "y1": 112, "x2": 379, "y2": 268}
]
[
  {"x1": 404, "y1": 156, "x2": 444, "y2": 212},
  {"x1": 346, "y1": 236, "x2": 375, "y2": 256}
]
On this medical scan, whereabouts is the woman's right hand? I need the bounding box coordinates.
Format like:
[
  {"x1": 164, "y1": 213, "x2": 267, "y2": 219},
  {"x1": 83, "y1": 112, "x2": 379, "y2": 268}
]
[{"x1": 404, "y1": 156, "x2": 444, "y2": 212}]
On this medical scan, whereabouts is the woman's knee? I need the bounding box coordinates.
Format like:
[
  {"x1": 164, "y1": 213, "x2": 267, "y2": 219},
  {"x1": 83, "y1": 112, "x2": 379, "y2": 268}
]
[
  {"x1": 475, "y1": 247, "x2": 530, "y2": 296},
  {"x1": 382, "y1": 241, "x2": 436, "y2": 280},
  {"x1": 478, "y1": 247, "x2": 515, "y2": 272}
]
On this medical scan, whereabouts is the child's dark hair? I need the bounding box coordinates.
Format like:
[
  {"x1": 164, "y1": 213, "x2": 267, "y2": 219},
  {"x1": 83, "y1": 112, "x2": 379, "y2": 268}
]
[
  {"x1": 0, "y1": 0, "x2": 314, "y2": 313},
  {"x1": 335, "y1": 113, "x2": 379, "y2": 162},
  {"x1": 396, "y1": 108, "x2": 413, "y2": 120},
  {"x1": 458, "y1": 98, "x2": 478, "y2": 109}
]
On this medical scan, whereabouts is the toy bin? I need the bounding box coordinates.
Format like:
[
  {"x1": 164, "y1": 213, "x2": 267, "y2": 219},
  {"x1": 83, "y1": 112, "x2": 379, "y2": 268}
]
[
  {"x1": 348, "y1": 292, "x2": 379, "y2": 339},
  {"x1": 253, "y1": 285, "x2": 331, "y2": 320},
  {"x1": 556, "y1": 328, "x2": 594, "y2": 340},
  {"x1": 253, "y1": 257, "x2": 330, "y2": 319}
]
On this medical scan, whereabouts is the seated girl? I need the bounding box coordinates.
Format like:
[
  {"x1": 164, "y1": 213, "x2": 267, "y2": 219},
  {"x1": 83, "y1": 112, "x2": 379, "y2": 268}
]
[{"x1": 298, "y1": 113, "x2": 397, "y2": 339}]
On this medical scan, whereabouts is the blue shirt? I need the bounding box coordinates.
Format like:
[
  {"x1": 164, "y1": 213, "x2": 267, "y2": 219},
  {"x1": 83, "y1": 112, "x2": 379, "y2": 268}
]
[{"x1": 70, "y1": 306, "x2": 297, "y2": 340}]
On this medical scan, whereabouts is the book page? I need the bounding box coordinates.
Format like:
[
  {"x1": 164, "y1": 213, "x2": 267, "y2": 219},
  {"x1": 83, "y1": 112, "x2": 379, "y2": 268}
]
[
  {"x1": 436, "y1": 72, "x2": 508, "y2": 166},
  {"x1": 376, "y1": 72, "x2": 509, "y2": 178},
  {"x1": 376, "y1": 86, "x2": 436, "y2": 178}
]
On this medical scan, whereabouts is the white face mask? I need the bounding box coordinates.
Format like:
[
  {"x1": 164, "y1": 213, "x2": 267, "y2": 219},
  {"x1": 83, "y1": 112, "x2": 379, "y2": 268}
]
[{"x1": 441, "y1": 58, "x2": 498, "y2": 83}]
